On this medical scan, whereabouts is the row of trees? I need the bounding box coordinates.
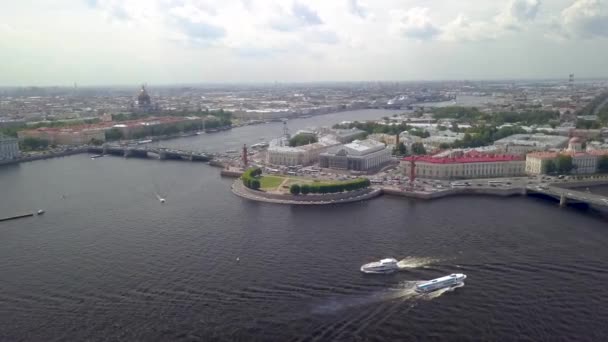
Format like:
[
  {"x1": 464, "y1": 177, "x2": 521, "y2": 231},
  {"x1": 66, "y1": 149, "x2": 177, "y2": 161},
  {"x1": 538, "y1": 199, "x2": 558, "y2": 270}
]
[
  {"x1": 104, "y1": 120, "x2": 206, "y2": 141},
  {"x1": 241, "y1": 168, "x2": 262, "y2": 190},
  {"x1": 289, "y1": 178, "x2": 371, "y2": 195},
  {"x1": 578, "y1": 92, "x2": 608, "y2": 117},
  {"x1": 490, "y1": 111, "x2": 560, "y2": 126},
  {"x1": 432, "y1": 107, "x2": 486, "y2": 122},
  {"x1": 115, "y1": 109, "x2": 233, "y2": 127},
  {"x1": 332, "y1": 121, "x2": 405, "y2": 136},
  {"x1": 19, "y1": 137, "x2": 49, "y2": 151},
  {"x1": 544, "y1": 155, "x2": 574, "y2": 174},
  {"x1": 576, "y1": 119, "x2": 602, "y2": 129},
  {"x1": 599, "y1": 156, "x2": 608, "y2": 173},
  {"x1": 289, "y1": 133, "x2": 318, "y2": 147},
  {"x1": 431, "y1": 106, "x2": 562, "y2": 127},
  {"x1": 393, "y1": 142, "x2": 426, "y2": 156},
  {"x1": 440, "y1": 125, "x2": 528, "y2": 149}
]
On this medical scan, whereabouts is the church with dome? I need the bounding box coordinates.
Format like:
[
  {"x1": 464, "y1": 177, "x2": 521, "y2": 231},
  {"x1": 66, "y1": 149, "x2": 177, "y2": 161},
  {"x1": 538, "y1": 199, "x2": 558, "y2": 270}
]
[{"x1": 133, "y1": 85, "x2": 157, "y2": 113}]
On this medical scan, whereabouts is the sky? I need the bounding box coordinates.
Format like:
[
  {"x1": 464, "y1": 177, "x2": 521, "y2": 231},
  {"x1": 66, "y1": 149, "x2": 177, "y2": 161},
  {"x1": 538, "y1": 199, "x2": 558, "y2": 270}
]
[{"x1": 1, "y1": 0, "x2": 608, "y2": 86}]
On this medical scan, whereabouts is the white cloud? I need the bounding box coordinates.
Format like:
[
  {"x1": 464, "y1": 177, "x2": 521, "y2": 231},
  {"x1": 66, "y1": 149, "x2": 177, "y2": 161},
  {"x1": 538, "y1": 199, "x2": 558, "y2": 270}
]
[
  {"x1": 559, "y1": 0, "x2": 608, "y2": 38},
  {"x1": 2, "y1": 0, "x2": 608, "y2": 84},
  {"x1": 268, "y1": 1, "x2": 323, "y2": 32},
  {"x1": 441, "y1": 14, "x2": 499, "y2": 42},
  {"x1": 347, "y1": 0, "x2": 368, "y2": 19},
  {"x1": 440, "y1": 0, "x2": 541, "y2": 42},
  {"x1": 496, "y1": 0, "x2": 542, "y2": 29},
  {"x1": 391, "y1": 7, "x2": 441, "y2": 40}
]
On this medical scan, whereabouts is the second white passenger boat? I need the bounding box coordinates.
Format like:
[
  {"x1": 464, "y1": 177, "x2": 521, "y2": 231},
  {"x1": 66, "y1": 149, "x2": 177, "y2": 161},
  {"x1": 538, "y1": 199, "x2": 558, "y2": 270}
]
[
  {"x1": 360, "y1": 258, "x2": 399, "y2": 274},
  {"x1": 415, "y1": 273, "x2": 467, "y2": 293}
]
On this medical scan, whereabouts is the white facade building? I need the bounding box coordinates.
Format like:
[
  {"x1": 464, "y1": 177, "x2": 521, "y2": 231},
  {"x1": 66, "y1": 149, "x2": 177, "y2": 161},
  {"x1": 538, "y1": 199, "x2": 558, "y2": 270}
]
[
  {"x1": 0, "y1": 135, "x2": 20, "y2": 161},
  {"x1": 319, "y1": 139, "x2": 392, "y2": 171},
  {"x1": 494, "y1": 134, "x2": 570, "y2": 156}
]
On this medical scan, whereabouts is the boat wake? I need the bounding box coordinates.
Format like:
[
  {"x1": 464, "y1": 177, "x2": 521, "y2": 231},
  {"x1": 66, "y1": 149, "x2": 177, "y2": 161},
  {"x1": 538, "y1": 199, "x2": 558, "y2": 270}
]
[
  {"x1": 311, "y1": 279, "x2": 466, "y2": 315},
  {"x1": 154, "y1": 192, "x2": 166, "y2": 203},
  {"x1": 302, "y1": 281, "x2": 464, "y2": 341},
  {"x1": 397, "y1": 256, "x2": 439, "y2": 270},
  {"x1": 420, "y1": 282, "x2": 465, "y2": 300},
  {"x1": 312, "y1": 281, "x2": 419, "y2": 315}
]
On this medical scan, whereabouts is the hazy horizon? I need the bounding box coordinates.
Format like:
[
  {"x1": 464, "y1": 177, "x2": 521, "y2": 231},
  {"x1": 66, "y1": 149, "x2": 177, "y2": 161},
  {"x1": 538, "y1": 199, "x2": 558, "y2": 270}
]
[{"x1": 2, "y1": 0, "x2": 608, "y2": 86}]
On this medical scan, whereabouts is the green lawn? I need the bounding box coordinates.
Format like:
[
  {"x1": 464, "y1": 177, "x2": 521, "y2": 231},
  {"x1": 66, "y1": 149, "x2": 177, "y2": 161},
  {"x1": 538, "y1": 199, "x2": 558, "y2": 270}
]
[{"x1": 259, "y1": 176, "x2": 285, "y2": 190}]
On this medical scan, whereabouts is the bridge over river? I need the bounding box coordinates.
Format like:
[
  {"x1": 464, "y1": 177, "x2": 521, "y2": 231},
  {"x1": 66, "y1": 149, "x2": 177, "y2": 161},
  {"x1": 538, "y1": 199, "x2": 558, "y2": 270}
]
[
  {"x1": 88, "y1": 144, "x2": 215, "y2": 162},
  {"x1": 527, "y1": 184, "x2": 608, "y2": 210}
]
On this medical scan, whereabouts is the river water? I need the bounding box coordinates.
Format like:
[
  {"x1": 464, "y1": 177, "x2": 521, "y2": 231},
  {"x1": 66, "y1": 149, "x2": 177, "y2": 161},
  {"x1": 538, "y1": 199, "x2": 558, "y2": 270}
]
[{"x1": 2, "y1": 109, "x2": 608, "y2": 341}]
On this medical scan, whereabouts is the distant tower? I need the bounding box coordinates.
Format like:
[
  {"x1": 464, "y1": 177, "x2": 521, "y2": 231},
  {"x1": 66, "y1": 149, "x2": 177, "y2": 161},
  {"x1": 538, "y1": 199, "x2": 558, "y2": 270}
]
[
  {"x1": 569, "y1": 74, "x2": 575, "y2": 95},
  {"x1": 282, "y1": 120, "x2": 290, "y2": 138},
  {"x1": 242, "y1": 144, "x2": 248, "y2": 167}
]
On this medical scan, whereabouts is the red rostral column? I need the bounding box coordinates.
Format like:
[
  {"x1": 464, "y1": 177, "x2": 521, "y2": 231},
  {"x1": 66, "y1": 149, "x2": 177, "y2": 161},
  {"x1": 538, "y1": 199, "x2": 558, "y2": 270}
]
[
  {"x1": 242, "y1": 144, "x2": 248, "y2": 167},
  {"x1": 409, "y1": 157, "x2": 416, "y2": 189}
]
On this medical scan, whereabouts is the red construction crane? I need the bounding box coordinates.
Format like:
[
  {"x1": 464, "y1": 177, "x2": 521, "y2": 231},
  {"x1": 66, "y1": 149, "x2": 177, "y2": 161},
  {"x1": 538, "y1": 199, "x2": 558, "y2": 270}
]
[{"x1": 242, "y1": 144, "x2": 248, "y2": 167}]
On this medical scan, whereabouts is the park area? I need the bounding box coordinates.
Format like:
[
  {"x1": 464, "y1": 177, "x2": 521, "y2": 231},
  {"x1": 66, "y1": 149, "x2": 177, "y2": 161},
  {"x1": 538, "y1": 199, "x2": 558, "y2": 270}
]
[
  {"x1": 259, "y1": 175, "x2": 314, "y2": 192},
  {"x1": 259, "y1": 176, "x2": 285, "y2": 190},
  {"x1": 241, "y1": 168, "x2": 371, "y2": 195},
  {"x1": 257, "y1": 175, "x2": 368, "y2": 194}
]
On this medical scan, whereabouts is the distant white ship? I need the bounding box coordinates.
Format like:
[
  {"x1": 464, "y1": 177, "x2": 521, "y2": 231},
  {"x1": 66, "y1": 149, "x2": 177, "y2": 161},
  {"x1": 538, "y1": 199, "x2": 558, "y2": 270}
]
[
  {"x1": 416, "y1": 274, "x2": 466, "y2": 293},
  {"x1": 251, "y1": 142, "x2": 269, "y2": 149},
  {"x1": 360, "y1": 258, "x2": 399, "y2": 274}
]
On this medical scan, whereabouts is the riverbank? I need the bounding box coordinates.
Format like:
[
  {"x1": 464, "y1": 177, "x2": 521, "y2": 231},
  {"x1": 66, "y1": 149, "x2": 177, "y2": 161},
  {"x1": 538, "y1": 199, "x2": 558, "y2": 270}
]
[
  {"x1": 381, "y1": 186, "x2": 526, "y2": 200},
  {"x1": 0, "y1": 148, "x2": 87, "y2": 166}
]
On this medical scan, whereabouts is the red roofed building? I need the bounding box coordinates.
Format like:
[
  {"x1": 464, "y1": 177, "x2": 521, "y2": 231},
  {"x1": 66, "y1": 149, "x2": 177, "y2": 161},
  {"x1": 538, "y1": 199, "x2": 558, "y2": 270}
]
[{"x1": 401, "y1": 151, "x2": 525, "y2": 180}]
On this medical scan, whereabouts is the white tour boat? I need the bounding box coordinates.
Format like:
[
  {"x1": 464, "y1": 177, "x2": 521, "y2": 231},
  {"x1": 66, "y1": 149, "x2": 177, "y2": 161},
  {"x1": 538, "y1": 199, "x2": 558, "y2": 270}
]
[{"x1": 360, "y1": 258, "x2": 399, "y2": 274}]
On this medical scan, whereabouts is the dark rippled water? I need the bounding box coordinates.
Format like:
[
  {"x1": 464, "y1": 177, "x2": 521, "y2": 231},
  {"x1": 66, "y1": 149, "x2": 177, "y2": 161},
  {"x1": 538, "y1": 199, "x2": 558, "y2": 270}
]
[{"x1": 2, "y1": 112, "x2": 608, "y2": 341}]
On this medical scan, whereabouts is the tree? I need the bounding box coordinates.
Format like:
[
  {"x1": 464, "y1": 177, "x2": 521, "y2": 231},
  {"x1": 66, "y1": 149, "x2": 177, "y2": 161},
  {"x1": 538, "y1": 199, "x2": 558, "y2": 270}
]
[
  {"x1": 89, "y1": 138, "x2": 104, "y2": 146},
  {"x1": 544, "y1": 160, "x2": 556, "y2": 174},
  {"x1": 290, "y1": 184, "x2": 301, "y2": 195},
  {"x1": 396, "y1": 142, "x2": 407, "y2": 156},
  {"x1": 20, "y1": 137, "x2": 49, "y2": 151},
  {"x1": 599, "y1": 156, "x2": 608, "y2": 173},
  {"x1": 451, "y1": 122, "x2": 459, "y2": 132},
  {"x1": 105, "y1": 128, "x2": 123, "y2": 141},
  {"x1": 411, "y1": 142, "x2": 426, "y2": 155},
  {"x1": 250, "y1": 179, "x2": 261, "y2": 190},
  {"x1": 554, "y1": 154, "x2": 574, "y2": 174},
  {"x1": 300, "y1": 184, "x2": 310, "y2": 195}
]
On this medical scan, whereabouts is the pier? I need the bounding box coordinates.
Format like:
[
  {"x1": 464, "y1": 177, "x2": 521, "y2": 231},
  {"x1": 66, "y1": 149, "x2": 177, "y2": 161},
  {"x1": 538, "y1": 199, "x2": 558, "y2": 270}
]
[{"x1": 88, "y1": 144, "x2": 214, "y2": 162}]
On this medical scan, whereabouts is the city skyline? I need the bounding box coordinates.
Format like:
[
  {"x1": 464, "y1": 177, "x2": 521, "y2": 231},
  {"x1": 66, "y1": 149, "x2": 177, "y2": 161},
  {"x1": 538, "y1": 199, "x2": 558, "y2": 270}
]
[{"x1": 2, "y1": 0, "x2": 608, "y2": 86}]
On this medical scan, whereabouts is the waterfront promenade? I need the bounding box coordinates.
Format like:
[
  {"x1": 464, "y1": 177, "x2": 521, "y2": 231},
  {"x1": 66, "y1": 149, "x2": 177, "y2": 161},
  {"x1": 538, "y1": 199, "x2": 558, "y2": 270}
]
[{"x1": 232, "y1": 174, "x2": 608, "y2": 212}]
